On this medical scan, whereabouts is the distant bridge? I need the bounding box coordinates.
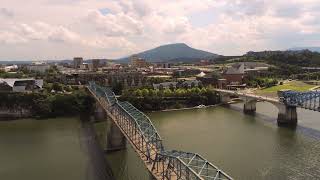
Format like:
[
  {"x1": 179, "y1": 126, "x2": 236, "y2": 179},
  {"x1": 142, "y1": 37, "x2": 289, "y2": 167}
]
[
  {"x1": 88, "y1": 82, "x2": 233, "y2": 180},
  {"x1": 280, "y1": 90, "x2": 320, "y2": 111},
  {"x1": 215, "y1": 89, "x2": 320, "y2": 126}
]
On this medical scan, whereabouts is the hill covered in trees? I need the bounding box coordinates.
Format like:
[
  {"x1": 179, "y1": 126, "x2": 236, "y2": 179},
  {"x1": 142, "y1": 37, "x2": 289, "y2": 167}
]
[
  {"x1": 246, "y1": 50, "x2": 320, "y2": 67},
  {"x1": 118, "y1": 43, "x2": 219, "y2": 62}
]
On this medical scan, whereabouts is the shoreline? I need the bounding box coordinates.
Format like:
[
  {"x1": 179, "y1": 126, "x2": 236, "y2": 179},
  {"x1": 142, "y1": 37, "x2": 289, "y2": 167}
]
[
  {"x1": 147, "y1": 99, "x2": 244, "y2": 113},
  {"x1": 149, "y1": 103, "x2": 223, "y2": 112}
]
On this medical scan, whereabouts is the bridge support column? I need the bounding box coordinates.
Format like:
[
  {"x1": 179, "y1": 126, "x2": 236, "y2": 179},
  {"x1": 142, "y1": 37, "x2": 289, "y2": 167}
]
[
  {"x1": 94, "y1": 103, "x2": 106, "y2": 122},
  {"x1": 277, "y1": 104, "x2": 297, "y2": 126},
  {"x1": 220, "y1": 94, "x2": 231, "y2": 104},
  {"x1": 243, "y1": 101, "x2": 257, "y2": 114},
  {"x1": 106, "y1": 120, "x2": 126, "y2": 152}
]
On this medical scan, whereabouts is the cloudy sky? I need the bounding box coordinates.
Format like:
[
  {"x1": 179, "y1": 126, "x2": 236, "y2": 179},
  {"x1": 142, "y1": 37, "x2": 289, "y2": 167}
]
[{"x1": 0, "y1": 0, "x2": 319, "y2": 60}]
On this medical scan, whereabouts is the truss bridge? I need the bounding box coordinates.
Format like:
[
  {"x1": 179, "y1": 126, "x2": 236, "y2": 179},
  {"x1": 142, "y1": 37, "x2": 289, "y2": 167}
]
[{"x1": 88, "y1": 82, "x2": 232, "y2": 180}]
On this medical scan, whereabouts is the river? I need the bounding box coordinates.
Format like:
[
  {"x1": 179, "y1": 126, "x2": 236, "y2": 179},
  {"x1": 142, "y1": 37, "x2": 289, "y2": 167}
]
[
  {"x1": 1, "y1": 102, "x2": 320, "y2": 180},
  {"x1": 0, "y1": 117, "x2": 114, "y2": 180},
  {"x1": 105, "y1": 102, "x2": 320, "y2": 180}
]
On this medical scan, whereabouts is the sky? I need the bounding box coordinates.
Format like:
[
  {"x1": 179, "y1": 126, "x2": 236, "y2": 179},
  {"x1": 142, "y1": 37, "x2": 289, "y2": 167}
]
[{"x1": 0, "y1": 0, "x2": 320, "y2": 60}]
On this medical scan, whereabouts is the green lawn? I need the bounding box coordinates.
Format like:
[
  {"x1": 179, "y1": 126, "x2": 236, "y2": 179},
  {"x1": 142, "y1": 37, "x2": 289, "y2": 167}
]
[{"x1": 255, "y1": 81, "x2": 317, "y2": 97}]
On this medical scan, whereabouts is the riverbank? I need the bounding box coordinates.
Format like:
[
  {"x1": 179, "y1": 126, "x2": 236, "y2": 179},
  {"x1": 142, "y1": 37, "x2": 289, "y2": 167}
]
[
  {"x1": 0, "y1": 90, "x2": 94, "y2": 120},
  {"x1": 153, "y1": 103, "x2": 222, "y2": 112}
]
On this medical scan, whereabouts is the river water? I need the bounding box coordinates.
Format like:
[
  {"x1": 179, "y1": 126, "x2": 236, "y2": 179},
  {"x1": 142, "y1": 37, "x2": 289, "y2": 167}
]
[
  {"x1": 0, "y1": 118, "x2": 89, "y2": 180},
  {"x1": 0, "y1": 118, "x2": 114, "y2": 180},
  {"x1": 1, "y1": 102, "x2": 320, "y2": 180},
  {"x1": 106, "y1": 102, "x2": 320, "y2": 180}
]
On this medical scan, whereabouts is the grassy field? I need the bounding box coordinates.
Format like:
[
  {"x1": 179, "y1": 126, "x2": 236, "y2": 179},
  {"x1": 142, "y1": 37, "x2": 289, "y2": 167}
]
[{"x1": 254, "y1": 81, "x2": 317, "y2": 97}]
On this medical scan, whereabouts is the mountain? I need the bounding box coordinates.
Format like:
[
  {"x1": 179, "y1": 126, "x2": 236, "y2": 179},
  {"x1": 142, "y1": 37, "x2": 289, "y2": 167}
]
[
  {"x1": 118, "y1": 43, "x2": 219, "y2": 63},
  {"x1": 289, "y1": 47, "x2": 320, "y2": 53}
]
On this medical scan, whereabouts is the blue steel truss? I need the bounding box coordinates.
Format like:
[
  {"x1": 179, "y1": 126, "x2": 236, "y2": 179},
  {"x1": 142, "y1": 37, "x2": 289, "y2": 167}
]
[
  {"x1": 117, "y1": 101, "x2": 163, "y2": 151},
  {"x1": 280, "y1": 90, "x2": 320, "y2": 111},
  {"x1": 88, "y1": 81, "x2": 232, "y2": 180},
  {"x1": 158, "y1": 150, "x2": 232, "y2": 180}
]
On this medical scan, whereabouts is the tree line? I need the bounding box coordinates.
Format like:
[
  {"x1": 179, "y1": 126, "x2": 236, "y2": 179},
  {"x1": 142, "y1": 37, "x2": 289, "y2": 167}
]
[
  {"x1": 119, "y1": 87, "x2": 221, "y2": 111},
  {"x1": 0, "y1": 89, "x2": 94, "y2": 118}
]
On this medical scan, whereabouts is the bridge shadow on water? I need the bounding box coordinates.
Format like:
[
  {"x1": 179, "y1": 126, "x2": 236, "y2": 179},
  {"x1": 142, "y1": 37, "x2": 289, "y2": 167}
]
[
  {"x1": 79, "y1": 115, "x2": 115, "y2": 180},
  {"x1": 223, "y1": 103, "x2": 320, "y2": 141}
]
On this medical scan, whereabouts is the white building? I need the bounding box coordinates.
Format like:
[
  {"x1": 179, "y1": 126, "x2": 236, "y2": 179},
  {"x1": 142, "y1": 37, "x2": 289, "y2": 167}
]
[
  {"x1": 27, "y1": 62, "x2": 50, "y2": 73},
  {"x1": 0, "y1": 78, "x2": 43, "y2": 92},
  {"x1": 2, "y1": 65, "x2": 18, "y2": 72}
]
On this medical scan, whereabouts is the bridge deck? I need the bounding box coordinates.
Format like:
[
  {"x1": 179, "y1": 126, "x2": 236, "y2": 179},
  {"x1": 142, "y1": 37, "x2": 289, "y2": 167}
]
[
  {"x1": 215, "y1": 88, "x2": 320, "y2": 112},
  {"x1": 214, "y1": 89, "x2": 279, "y2": 103}
]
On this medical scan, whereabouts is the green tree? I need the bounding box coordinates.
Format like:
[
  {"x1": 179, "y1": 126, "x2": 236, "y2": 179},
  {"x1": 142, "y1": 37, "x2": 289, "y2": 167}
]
[
  {"x1": 141, "y1": 88, "x2": 150, "y2": 97},
  {"x1": 163, "y1": 89, "x2": 172, "y2": 97},
  {"x1": 52, "y1": 82, "x2": 63, "y2": 92},
  {"x1": 134, "y1": 89, "x2": 143, "y2": 97}
]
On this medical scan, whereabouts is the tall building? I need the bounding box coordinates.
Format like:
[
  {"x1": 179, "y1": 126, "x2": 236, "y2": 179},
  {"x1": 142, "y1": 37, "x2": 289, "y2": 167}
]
[
  {"x1": 130, "y1": 55, "x2": 149, "y2": 68},
  {"x1": 92, "y1": 59, "x2": 100, "y2": 71},
  {"x1": 73, "y1": 57, "x2": 83, "y2": 69}
]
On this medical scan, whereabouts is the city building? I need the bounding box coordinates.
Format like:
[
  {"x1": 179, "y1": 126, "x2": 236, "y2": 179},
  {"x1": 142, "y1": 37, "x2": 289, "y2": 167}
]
[
  {"x1": 217, "y1": 79, "x2": 227, "y2": 89},
  {"x1": 131, "y1": 55, "x2": 149, "y2": 68},
  {"x1": 222, "y1": 63, "x2": 245, "y2": 85},
  {"x1": 0, "y1": 78, "x2": 43, "y2": 92},
  {"x1": 196, "y1": 72, "x2": 219, "y2": 87},
  {"x1": 79, "y1": 63, "x2": 89, "y2": 70},
  {"x1": 73, "y1": 57, "x2": 83, "y2": 69},
  {"x1": 242, "y1": 62, "x2": 270, "y2": 77},
  {"x1": 199, "y1": 59, "x2": 211, "y2": 66},
  {"x1": 92, "y1": 59, "x2": 100, "y2": 71},
  {"x1": 153, "y1": 80, "x2": 201, "y2": 90},
  {"x1": 26, "y1": 62, "x2": 50, "y2": 73},
  {"x1": 181, "y1": 80, "x2": 201, "y2": 88},
  {"x1": 173, "y1": 69, "x2": 201, "y2": 77},
  {"x1": 59, "y1": 71, "x2": 146, "y2": 88},
  {"x1": 302, "y1": 67, "x2": 320, "y2": 73},
  {"x1": 2, "y1": 65, "x2": 18, "y2": 72},
  {"x1": 153, "y1": 82, "x2": 178, "y2": 90},
  {"x1": 156, "y1": 63, "x2": 172, "y2": 68}
]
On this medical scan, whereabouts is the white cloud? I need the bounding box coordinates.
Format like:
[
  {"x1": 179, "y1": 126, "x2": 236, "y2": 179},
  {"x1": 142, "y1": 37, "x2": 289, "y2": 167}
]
[
  {"x1": 84, "y1": 10, "x2": 143, "y2": 36},
  {"x1": 0, "y1": 8, "x2": 14, "y2": 18},
  {"x1": 0, "y1": 22, "x2": 82, "y2": 44},
  {"x1": 0, "y1": 31, "x2": 27, "y2": 44},
  {"x1": 0, "y1": 0, "x2": 320, "y2": 60}
]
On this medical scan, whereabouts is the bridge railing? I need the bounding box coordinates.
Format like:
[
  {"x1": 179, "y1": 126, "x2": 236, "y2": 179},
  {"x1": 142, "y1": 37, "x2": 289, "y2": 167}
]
[{"x1": 88, "y1": 82, "x2": 233, "y2": 180}]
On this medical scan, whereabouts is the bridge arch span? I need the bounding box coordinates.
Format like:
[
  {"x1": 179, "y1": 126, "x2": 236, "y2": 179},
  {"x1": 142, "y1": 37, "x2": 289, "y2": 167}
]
[{"x1": 218, "y1": 90, "x2": 298, "y2": 126}]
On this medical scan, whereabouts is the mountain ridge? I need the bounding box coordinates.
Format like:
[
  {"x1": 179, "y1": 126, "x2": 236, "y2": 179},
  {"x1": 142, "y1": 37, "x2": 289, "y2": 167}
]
[
  {"x1": 289, "y1": 47, "x2": 320, "y2": 52},
  {"x1": 117, "y1": 43, "x2": 219, "y2": 62}
]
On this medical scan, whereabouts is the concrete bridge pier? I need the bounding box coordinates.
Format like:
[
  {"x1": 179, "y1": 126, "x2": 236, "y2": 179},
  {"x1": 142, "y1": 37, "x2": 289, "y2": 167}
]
[
  {"x1": 276, "y1": 104, "x2": 297, "y2": 126},
  {"x1": 94, "y1": 102, "x2": 106, "y2": 122},
  {"x1": 220, "y1": 94, "x2": 231, "y2": 104},
  {"x1": 106, "y1": 120, "x2": 126, "y2": 152},
  {"x1": 243, "y1": 100, "x2": 257, "y2": 114}
]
